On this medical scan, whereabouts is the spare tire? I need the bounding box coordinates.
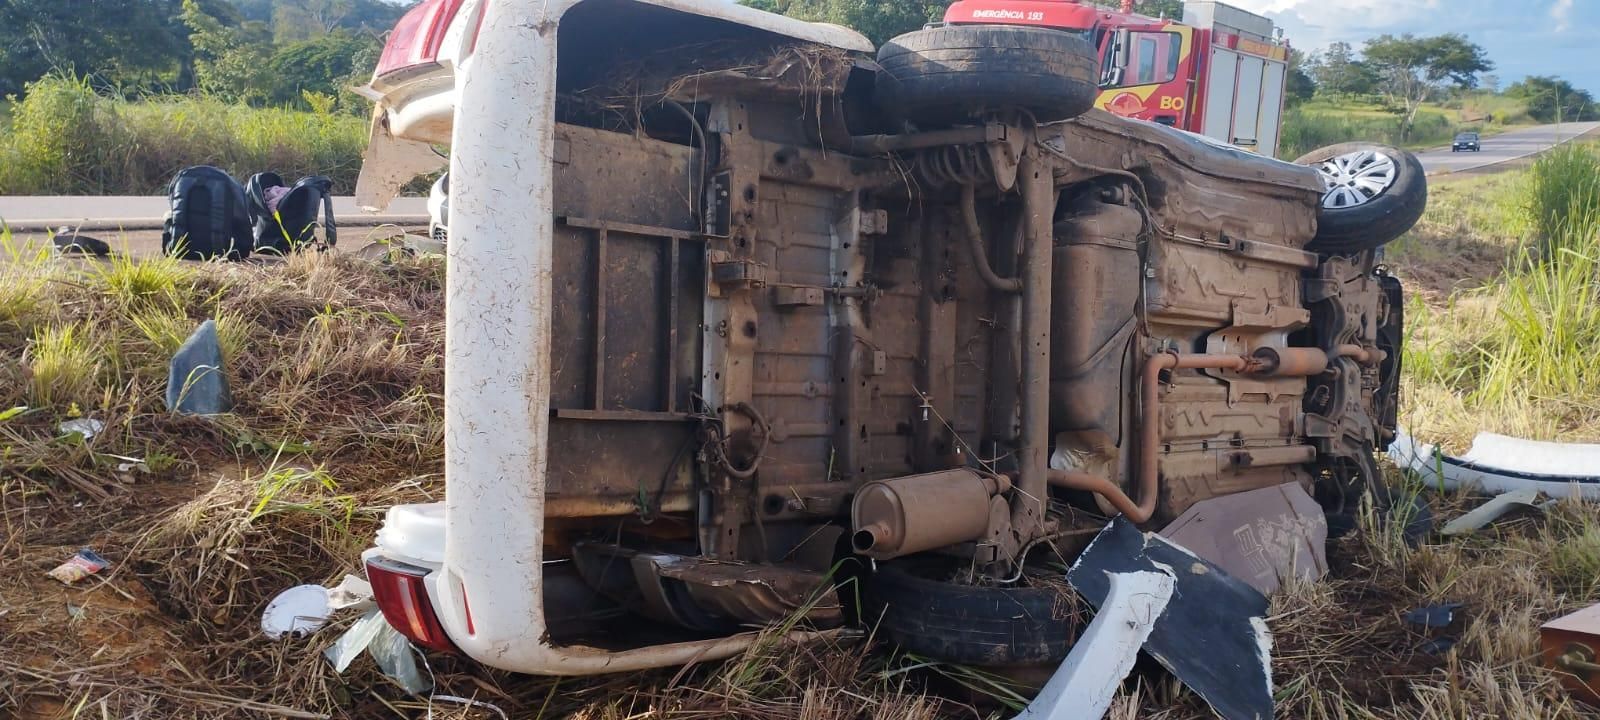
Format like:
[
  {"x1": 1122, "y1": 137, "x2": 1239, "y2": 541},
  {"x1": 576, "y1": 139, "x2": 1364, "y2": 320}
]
[
  {"x1": 866, "y1": 557, "x2": 1081, "y2": 665},
  {"x1": 1296, "y1": 143, "x2": 1428, "y2": 254},
  {"x1": 876, "y1": 25, "x2": 1098, "y2": 128}
]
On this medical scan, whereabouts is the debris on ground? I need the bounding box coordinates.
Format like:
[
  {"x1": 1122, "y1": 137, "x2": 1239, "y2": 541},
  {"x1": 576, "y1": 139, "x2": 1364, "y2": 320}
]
[
  {"x1": 261, "y1": 584, "x2": 334, "y2": 639},
  {"x1": 1391, "y1": 429, "x2": 1600, "y2": 499},
  {"x1": 57, "y1": 418, "x2": 104, "y2": 441},
  {"x1": 1441, "y1": 488, "x2": 1542, "y2": 535},
  {"x1": 1541, "y1": 603, "x2": 1600, "y2": 704},
  {"x1": 1403, "y1": 602, "x2": 1465, "y2": 628},
  {"x1": 1161, "y1": 482, "x2": 1328, "y2": 595},
  {"x1": 166, "y1": 319, "x2": 233, "y2": 414},
  {"x1": 1018, "y1": 569, "x2": 1174, "y2": 720},
  {"x1": 52, "y1": 227, "x2": 112, "y2": 257},
  {"x1": 326, "y1": 608, "x2": 432, "y2": 694},
  {"x1": 46, "y1": 549, "x2": 110, "y2": 585},
  {"x1": 1068, "y1": 517, "x2": 1273, "y2": 720}
]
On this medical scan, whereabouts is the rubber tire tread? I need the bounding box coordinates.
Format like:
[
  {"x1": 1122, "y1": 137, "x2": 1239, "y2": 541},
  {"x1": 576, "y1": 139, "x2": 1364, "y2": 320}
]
[
  {"x1": 877, "y1": 25, "x2": 1098, "y2": 128},
  {"x1": 1295, "y1": 142, "x2": 1428, "y2": 254},
  {"x1": 866, "y1": 559, "x2": 1075, "y2": 665}
]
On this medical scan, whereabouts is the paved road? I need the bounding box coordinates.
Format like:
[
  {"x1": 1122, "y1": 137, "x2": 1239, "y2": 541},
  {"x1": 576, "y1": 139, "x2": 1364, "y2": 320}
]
[
  {"x1": 0, "y1": 195, "x2": 427, "y2": 229},
  {"x1": 1416, "y1": 122, "x2": 1600, "y2": 175},
  {"x1": 0, "y1": 195, "x2": 428, "y2": 259}
]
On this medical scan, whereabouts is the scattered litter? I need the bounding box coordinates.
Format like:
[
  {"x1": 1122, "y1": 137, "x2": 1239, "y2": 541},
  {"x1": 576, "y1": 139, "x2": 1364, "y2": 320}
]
[
  {"x1": 0, "y1": 406, "x2": 26, "y2": 422},
  {"x1": 65, "y1": 603, "x2": 87, "y2": 621},
  {"x1": 262, "y1": 584, "x2": 332, "y2": 639},
  {"x1": 429, "y1": 695, "x2": 509, "y2": 720},
  {"x1": 327, "y1": 574, "x2": 375, "y2": 612},
  {"x1": 58, "y1": 418, "x2": 105, "y2": 440},
  {"x1": 1069, "y1": 517, "x2": 1274, "y2": 720},
  {"x1": 1418, "y1": 636, "x2": 1459, "y2": 656},
  {"x1": 1017, "y1": 569, "x2": 1174, "y2": 720},
  {"x1": 48, "y1": 549, "x2": 110, "y2": 585},
  {"x1": 326, "y1": 608, "x2": 432, "y2": 694},
  {"x1": 1403, "y1": 602, "x2": 1464, "y2": 628},
  {"x1": 1390, "y1": 429, "x2": 1600, "y2": 500},
  {"x1": 1161, "y1": 482, "x2": 1327, "y2": 595},
  {"x1": 166, "y1": 319, "x2": 233, "y2": 415},
  {"x1": 1540, "y1": 602, "x2": 1600, "y2": 704},
  {"x1": 1441, "y1": 488, "x2": 1541, "y2": 535}
]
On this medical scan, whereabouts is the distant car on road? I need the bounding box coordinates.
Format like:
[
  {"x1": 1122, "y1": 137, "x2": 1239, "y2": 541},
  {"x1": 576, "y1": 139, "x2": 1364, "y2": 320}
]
[{"x1": 1452, "y1": 132, "x2": 1481, "y2": 152}]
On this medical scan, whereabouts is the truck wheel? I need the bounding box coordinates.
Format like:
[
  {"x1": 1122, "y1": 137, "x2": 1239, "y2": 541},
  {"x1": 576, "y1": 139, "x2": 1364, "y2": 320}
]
[
  {"x1": 876, "y1": 25, "x2": 1098, "y2": 128},
  {"x1": 866, "y1": 558, "x2": 1080, "y2": 665},
  {"x1": 1296, "y1": 143, "x2": 1428, "y2": 254}
]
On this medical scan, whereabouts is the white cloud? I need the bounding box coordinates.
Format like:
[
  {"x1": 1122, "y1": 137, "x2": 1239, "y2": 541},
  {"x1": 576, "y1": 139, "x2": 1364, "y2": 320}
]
[{"x1": 1552, "y1": 0, "x2": 1574, "y2": 31}]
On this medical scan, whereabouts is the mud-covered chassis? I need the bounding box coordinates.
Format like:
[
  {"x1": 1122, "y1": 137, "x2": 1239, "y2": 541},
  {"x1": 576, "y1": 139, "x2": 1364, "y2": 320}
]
[{"x1": 360, "y1": 0, "x2": 1411, "y2": 674}]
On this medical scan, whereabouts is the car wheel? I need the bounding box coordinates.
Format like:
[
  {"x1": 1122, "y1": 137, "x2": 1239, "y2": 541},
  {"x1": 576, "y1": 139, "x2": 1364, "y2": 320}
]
[
  {"x1": 866, "y1": 556, "x2": 1081, "y2": 665},
  {"x1": 1296, "y1": 143, "x2": 1428, "y2": 254},
  {"x1": 876, "y1": 25, "x2": 1098, "y2": 128}
]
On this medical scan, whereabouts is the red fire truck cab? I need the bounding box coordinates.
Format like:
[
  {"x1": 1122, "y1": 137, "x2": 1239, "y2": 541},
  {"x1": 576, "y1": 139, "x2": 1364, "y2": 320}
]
[{"x1": 943, "y1": 0, "x2": 1291, "y2": 156}]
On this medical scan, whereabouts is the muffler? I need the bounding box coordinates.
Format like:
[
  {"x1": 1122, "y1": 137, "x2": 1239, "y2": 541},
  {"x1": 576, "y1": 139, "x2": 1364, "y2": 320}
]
[{"x1": 851, "y1": 469, "x2": 1009, "y2": 560}]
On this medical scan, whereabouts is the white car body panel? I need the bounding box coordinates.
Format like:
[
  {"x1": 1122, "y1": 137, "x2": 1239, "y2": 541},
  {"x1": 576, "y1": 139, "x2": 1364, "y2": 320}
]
[{"x1": 366, "y1": 0, "x2": 862, "y2": 675}]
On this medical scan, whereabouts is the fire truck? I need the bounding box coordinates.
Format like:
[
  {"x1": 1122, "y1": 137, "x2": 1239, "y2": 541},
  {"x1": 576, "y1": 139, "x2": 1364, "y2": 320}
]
[{"x1": 944, "y1": 0, "x2": 1292, "y2": 156}]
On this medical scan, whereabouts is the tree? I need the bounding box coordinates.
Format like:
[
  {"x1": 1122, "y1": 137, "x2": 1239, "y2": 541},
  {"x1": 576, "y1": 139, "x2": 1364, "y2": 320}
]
[
  {"x1": 1308, "y1": 42, "x2": 1379, "y2": 97},
  {"x1": 0, "y1": 0, "x2": 187, "y2": 95},
  {"x1": 182, "y1": 0, "x2": 277, "y2": 103},
  {"x1": 1507, "y1": 76, "x2": 1597, "y2": 123},
  {"x1": 1285, "y1": 48, "x2": 1315, "y2": 106},
  {"x1": 1362, "y1": 33, "x2": 1492, "y2": 138},
  {"x1": 739, "y1": 0, "x2": 946, "y2": 45},
  {"x1": 268, "y1": 31, "x2": 381, "y2": 107}
]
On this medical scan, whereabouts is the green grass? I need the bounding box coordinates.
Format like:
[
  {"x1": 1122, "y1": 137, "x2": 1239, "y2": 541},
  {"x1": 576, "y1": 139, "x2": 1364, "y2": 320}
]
[
  {"x1": 0, "y1": 76, "x2": 367, "y2": 195},
  {"x1": 1281, "y1": 94, "x2": 1534, "y2": 158},
  {"x1": 1400, "y1": 143, "x2": 1600, "y2": 448}
]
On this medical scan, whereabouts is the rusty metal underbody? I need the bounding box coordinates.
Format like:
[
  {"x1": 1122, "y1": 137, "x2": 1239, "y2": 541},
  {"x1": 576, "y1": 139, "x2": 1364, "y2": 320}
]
[{"x1": 529, "y1": 39, "x2": 1398, "y2": 644}]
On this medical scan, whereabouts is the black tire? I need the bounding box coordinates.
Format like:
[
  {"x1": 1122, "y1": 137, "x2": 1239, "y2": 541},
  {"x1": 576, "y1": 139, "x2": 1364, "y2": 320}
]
[
  {"x1": 1295, "y1": 143, "x2": 1428, "y2": 254},
  {"x1": 876, "y1": 25, "x2": 1098, "y2": 128},
  {"x1": 866, "y1": 558, "x2": 1079, "y2": 665}
]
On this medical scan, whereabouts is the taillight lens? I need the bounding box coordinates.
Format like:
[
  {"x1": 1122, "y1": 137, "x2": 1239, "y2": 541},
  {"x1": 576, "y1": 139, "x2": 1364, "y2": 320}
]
[
  {"x1": 374, "y1": 0, "x2": 468, "y2": 77},
  {"x1": 365, "y1": 556, "x2": 457, "y2": 652}
]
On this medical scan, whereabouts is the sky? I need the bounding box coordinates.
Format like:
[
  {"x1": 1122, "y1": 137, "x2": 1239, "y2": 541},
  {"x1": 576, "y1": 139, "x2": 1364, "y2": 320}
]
[{"x1": 1220, "y1": 0, "x2": 1600, "y2": 95}]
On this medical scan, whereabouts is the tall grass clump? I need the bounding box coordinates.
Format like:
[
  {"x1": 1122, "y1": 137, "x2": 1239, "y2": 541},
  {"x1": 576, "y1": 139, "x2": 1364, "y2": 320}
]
[
  {"x1": 1404, "y1": 144, "x2": 1600, "y2": 443},
  {"x1": 0, "y1": 76, "x2": 367, "y2": 195}
]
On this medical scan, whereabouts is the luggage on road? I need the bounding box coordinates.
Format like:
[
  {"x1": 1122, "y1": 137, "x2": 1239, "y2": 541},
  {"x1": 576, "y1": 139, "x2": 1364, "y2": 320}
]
[{"x1": 161, "y1": 166, "x2": 253, "y2": 261}]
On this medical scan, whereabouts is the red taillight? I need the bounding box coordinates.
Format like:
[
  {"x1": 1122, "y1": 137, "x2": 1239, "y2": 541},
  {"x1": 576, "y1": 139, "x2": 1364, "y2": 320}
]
[
  {"x1": 374, "y1": 0, "x2": 469, "y2": 77},
  {"x1": 366, "y1": 556, "x2": 458, "y2": 652}
]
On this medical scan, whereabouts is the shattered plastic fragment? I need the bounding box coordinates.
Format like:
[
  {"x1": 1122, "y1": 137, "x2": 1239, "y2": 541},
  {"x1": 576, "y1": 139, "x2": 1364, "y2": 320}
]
[
  {"x1": 1016, "y1": 570, "x2": 1174, "y2": 720},
  {"x1": 1441, "y1": 489, "x2": 1541, "y2": 535},
  {"x1": 1403, "y1": 602, "x2": 1464, "y2": 629},
  {"x1": 1068, "y1": 517, "x2": 1274, "y2": 720}
]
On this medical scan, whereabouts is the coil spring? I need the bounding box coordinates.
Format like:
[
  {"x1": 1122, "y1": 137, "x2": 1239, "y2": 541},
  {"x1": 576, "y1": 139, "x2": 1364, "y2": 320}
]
[{"x1": 914, "y1": 143, "x2": 995, "y2": 187}]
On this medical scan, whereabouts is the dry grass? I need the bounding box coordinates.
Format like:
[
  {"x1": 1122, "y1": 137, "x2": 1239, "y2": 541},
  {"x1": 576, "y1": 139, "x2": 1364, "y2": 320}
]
[{"x1": 2, "y1": 227, "x2": 1599, "y2": 718}]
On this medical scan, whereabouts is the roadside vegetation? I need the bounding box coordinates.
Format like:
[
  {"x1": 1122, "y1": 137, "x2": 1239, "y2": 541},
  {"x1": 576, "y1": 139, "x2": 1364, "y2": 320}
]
[
  {"x1": 0, "y1": 76, "x2": 367, "y2": 195},
  {"x1": 1398, "y1": 142, "x2": 1600, "y2": 449}
]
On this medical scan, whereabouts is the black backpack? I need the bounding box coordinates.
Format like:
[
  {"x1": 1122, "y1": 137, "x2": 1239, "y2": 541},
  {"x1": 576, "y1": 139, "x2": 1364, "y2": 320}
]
[
  {"x1": 246, "y1": 172, "x2": 337, "y2": 255},
  {"x1": 161, "y1": 166, "x2": 252, "y2": 260}
]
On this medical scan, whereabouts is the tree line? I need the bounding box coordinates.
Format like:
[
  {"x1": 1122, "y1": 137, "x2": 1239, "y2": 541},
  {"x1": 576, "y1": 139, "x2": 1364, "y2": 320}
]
[{"x1": 0, "y1": 0, "x2": 413, "y2": 110}]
